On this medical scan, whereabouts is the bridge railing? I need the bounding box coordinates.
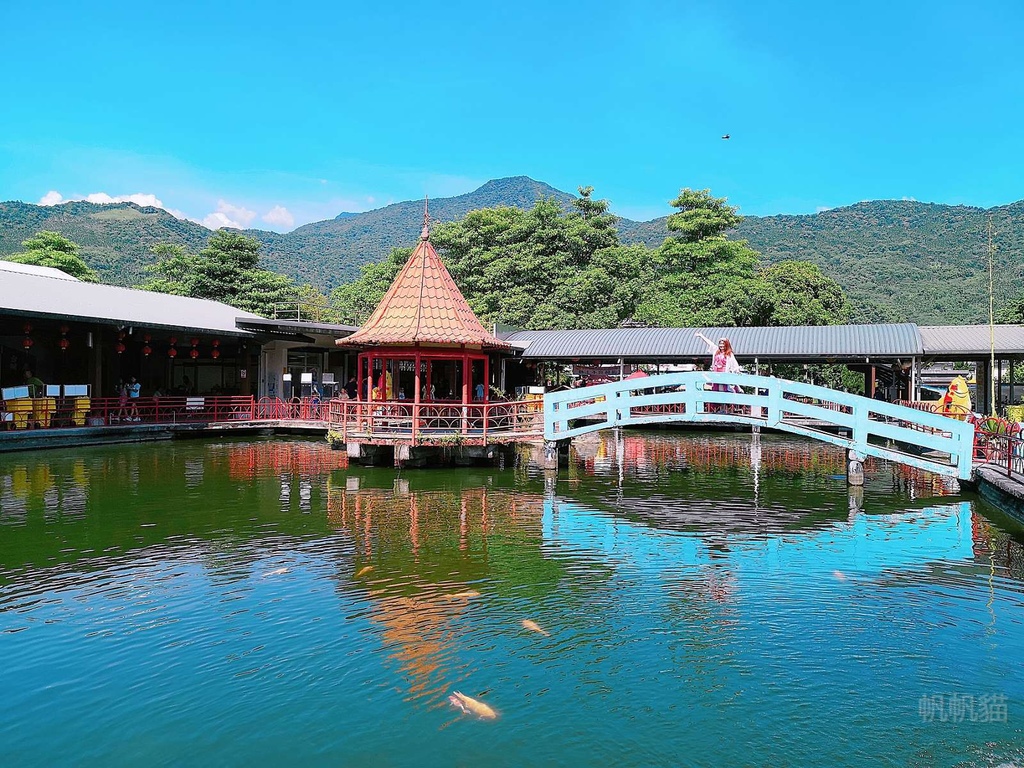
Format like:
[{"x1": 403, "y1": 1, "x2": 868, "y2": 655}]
[{"x1": 545, "y1": 372, "x2": 976, "y2": 479}]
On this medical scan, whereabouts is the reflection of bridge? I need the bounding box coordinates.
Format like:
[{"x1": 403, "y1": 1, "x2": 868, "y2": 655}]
[{"x1": 545, "y1": 373, "x2": 976, "y2": 480}]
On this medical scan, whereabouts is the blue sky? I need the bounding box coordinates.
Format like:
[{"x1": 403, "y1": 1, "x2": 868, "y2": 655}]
[{"x1": 1, "y1": 0, "x2": 1021, "y2": 231}]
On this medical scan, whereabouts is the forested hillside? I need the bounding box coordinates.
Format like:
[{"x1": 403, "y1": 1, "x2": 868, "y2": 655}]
[
  {"x1": 247, "y1": 176, "x2": 575, "y2": 286},
  {"x1": 2, "y1": 178, "x2": 1022, "y2": 324},
  {"x1": 0, "y1": 200, "x2": 210, "y2": 285}
]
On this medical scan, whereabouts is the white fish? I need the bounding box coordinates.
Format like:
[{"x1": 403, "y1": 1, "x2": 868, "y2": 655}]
[
  {"x1": 832, "y1": 570, "x2": 847, "y2": 581},
  {"x1": 448, "y1": 691, "x2": 498, "y2": 720},
  {"x1": 521, "y1": 619, "x2": 550, "y2": 636},
  {"x1": 262, "y1": 567, "x2": 289, "y2": 577}
]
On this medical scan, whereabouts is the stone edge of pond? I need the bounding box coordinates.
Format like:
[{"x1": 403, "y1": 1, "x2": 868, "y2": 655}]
[
  {"x1": 971, "y1": 463, "x2": 1024, "y2": 523},
  {"x1": 0, "y1": 422, "x2": 326, "y2": 453}
]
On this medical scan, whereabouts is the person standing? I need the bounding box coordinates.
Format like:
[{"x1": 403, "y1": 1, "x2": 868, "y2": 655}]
[
  {"x1": 127, "y1": 376, "x2": 142, "y2": 421},
  {"x1": 695, "y1": 333, "x2": 742, "y2": 411},
  {"x1": 344, "y1": 376, "x2": 358, "y2": 400},
  {"x1": 23, "y1": 370, "x2": 45, "y2": 398}
]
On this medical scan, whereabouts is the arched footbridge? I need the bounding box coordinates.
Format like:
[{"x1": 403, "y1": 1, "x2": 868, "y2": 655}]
[{"x1": 543, "y1": 373, "x2": 976, "y2": 480}]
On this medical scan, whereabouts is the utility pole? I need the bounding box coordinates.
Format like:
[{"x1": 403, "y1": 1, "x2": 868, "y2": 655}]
[{"x1": 989, "y1": 217, "x2": 996, "y2": 416}]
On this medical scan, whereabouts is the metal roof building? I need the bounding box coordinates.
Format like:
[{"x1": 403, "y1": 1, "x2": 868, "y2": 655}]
[
  {"x1": 502, "y1": 324, "x2": 924, "y2": 362},
  {"x1": 919, "y1": 325, "x2": 1024, "y2": 357},
  {"x1": 0, "y1": 261, "x2": 263, "y2": 335}
]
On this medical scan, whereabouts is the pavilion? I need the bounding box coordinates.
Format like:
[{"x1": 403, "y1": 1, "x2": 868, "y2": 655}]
[{"x1": 332, "y1": 216, "x2": 542, "y2": 463}]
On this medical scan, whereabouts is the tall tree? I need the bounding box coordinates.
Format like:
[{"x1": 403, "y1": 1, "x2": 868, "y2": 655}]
[
  {"x1": 754, "y1": 261, "x2": 850, "y2": 326},
  {"x1": 632, "y1": 189, "x2": 762, "y2": 327},
  {"x1": 331, "y1": 188, "x2": 651, "y2": 330},
  {"x1": 5, "y1": 231, "x2": 98, "y2": 282},
  {"x1": 142, "y1": 231, "x2": 296, "y2": 317}
]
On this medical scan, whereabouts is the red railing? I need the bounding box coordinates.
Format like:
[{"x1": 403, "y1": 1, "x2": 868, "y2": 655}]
[
  {"x1": 971, "y1": 416, "x2": 1023, "y2": 479},
  {"x1": 0, "y1": 396, "x2": 258, "y2": 430},
  {"x1": 326, "y1": 399, "x2": 543, "y2": 444}
]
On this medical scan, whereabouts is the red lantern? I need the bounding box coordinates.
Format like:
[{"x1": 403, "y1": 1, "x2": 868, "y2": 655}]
[
  {"x1": 22, "y1": 337, "x2": 34, "y2": 350},
  {"x1": 169, "y1": 336, "x2": 178, "y2": 346},
  {"x1": 143, "y1": 333, "x2": 151, "y2": 343},
  {"x1": 189, "y1": 349, "x2": 199, "y2": 359},
  {"x1": 59, "y1": 324, "x2": 70, "y2": 335},
  {"x1": 190, "y1": 338, "x2": 199, "y2": 347},
  {"x1": 116, "y1": 342, "x2": 126, "y2": 354},
  {"x1": 211, "y1": 348, "x2": 221, "y2": 359},
  {"x1": 22, "y1": 322, "x2": 32, "y2": 335},
  {"x1": 168, "y1": 347, "x2": 178, "y2": 358},
  {"x1": 59, "y1": 338, "x2": 70, "y2": 350},
  {"x1": 142, "y1": 345, "x2": 152, "y2": 357}
]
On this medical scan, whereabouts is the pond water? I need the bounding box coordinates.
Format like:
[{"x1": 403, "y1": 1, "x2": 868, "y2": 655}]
[{"x1": 2, "y1": 432, "x2": 1024, "y2": 767}]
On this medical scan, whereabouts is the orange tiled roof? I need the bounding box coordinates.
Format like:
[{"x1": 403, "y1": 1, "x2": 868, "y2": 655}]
[{"x1": 337, "y1": 232, "x2": 510, "y2": 349}]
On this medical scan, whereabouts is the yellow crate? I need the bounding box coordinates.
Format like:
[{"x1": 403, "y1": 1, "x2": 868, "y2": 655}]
[
  {"x1": 7, "y1": 398, "x2": 33, "y2": 429},
  {"x1": 72, "y1": 397, "x2": 91, "y2": 427},
  {"x1": 31, "y1": 398, "x2": 56, "y2": 428}
]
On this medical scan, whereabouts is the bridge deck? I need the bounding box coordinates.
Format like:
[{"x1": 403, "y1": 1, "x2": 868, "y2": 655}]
[{"x1": 545, "y1": 373, "x2": 976, "y2": 480}]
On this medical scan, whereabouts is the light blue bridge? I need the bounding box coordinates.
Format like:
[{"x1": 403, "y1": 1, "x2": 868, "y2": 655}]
[{"x1": 543, "y1": 372, "x2": 976, "y2": 480}]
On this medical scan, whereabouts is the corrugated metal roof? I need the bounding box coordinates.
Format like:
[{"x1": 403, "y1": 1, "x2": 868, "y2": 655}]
[
  {"x1": 919, "y1": 325, "x2": 1024, "y2": 356},
  {"x1": 0, "y1": 269, "x2": 262, "y2": 335},
  {"x1": 503, "y1": 324, "x2": 923, "y2": 361},
  {"x1": 0, "y1": 260, "x2": 81, "y2": 281}
]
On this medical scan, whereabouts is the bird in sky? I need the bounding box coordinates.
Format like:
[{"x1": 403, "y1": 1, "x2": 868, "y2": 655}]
[{"x1": 721, "y1": 134, "x2": 730, "y2": 140}]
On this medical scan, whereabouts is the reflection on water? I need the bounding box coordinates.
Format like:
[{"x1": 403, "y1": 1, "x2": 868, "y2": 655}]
[{"x1": 1, "y1": 432, "x2": 1024, "y2": 767}]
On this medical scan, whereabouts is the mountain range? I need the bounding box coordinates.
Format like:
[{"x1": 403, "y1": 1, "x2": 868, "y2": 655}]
[{"x1": 2, "y1": 176, "x2": 1021, "y2": 324}]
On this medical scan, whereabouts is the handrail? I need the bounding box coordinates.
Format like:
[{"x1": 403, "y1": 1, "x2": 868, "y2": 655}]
[
  {"x1": 972, "y1": 417, "x2": 1023, "y2": 479},
  {"x1": 325, "y1": 399, "x2": 543, "y2": 443},
  {"x1": 545, "y1": 372, "x2": 976, "y2": 480}
]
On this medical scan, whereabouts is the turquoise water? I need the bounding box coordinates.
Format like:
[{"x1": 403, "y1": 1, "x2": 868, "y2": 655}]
[{"x1": 2, "y1": 433, "x2": 1023, "y2": 766}]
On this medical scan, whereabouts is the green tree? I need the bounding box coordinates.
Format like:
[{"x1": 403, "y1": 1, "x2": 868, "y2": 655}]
[
  {"x1": 997, "y1": 290, "x2": 1024, "y2": 324},
  {"x1": 142, "y1": 231, "x2": 296, "y2": 317},
  {"x1": 632, "y1": 189, "x2": 762, "y2": 327},
  {"x1": 330, "y1": 188, "x2": 652, "y2": 330},
  {"x1": 5, "y1": 231, "x2": 98, "y2": 282},
  {"x1": 754, "y1": 260, "x2": 850, "y2": 326}
]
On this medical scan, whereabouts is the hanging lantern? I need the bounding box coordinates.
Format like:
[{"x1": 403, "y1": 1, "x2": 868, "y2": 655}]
[
  {"x1": 169, "y1": 336, "x2": 178, "y2": 345},
  {"x1": 22, "y1": 336, "x2": 34, "y2": 350},
  {"x1": 143, "y1": 333, "x2": 151, "y2": 343},
  {"x1": 190, "y1": 337, "x2": 199, "y2": 347},
  {"x1": 59, "y1": 338, "x2": 70, "y2": 351},
  {"x1": 190, "y1": 348, "x2": 200, "y2": 359},
  {"x1": 211, "y1": 338, "x2": 221, "y2": 359},
  {"x1": 23, "y1": 322, "x2": 32, "y2": 335},
  {"x1": 59, "y1": 323, "x2": 70, "y2": 352},
  {"x1": 168, "y1": 346, "x2": 178, "y2": 358},
  {"x1": 142, "y1": 345, "x2": 152, "y2": 357},
  {"x1": 59, "y1": 324, "x2": 70, "y2": 335},
  {"x1": 116, "y1": 342, "x2": 126, "y2": 354}
]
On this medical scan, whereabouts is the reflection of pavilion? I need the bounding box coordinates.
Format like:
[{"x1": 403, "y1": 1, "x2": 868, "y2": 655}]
[
  {"x1": 326, "y1": 480, "x2": 549, "y2": 703},
  {"x1": 330, "y1": 214, "x2": 542, "y2": 465}
]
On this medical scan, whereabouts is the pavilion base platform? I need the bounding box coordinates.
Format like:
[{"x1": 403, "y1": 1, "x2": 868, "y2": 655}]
[{"x1": 344, "y1": 440, "x2": 533, "y2": 468}]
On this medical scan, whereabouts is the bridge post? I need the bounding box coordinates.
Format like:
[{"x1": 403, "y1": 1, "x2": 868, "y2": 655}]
[{"x1": 847, "y1": 449, "x2": 865, "y2": 486}]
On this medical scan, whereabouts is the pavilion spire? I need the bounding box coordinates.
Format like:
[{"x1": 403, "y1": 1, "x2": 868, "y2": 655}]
[{"x1": 420, "y1": 195, "x2": 430, "y2": 240}]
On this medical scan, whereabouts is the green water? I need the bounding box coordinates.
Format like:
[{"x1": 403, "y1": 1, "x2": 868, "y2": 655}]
[{"x1": 2, "y1": 433, "x2": 1024, "y2": 767}]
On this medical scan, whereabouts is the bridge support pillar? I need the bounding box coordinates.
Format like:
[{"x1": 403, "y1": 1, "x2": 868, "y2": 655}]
[
  {"x1": 847, "y1": 449, "x2": 865, "y2": 486},
  {"x1": 543, "y1": 440, "x2": 569, "y2": 470}
]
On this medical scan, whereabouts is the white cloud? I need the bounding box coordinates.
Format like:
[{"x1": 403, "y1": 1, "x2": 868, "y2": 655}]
[
  {"x1": 262, "y1": 205, "x2": 295, "y2": 229},
  {"x1": 36, "y1": 189, "x2": 190, "y2": 221},
  {"x1": 202, "y1": 199, "x2": 257, "y2": 230},
  {"x1": 815, "y1": 205, "x2": 831, "y2": 213}
]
